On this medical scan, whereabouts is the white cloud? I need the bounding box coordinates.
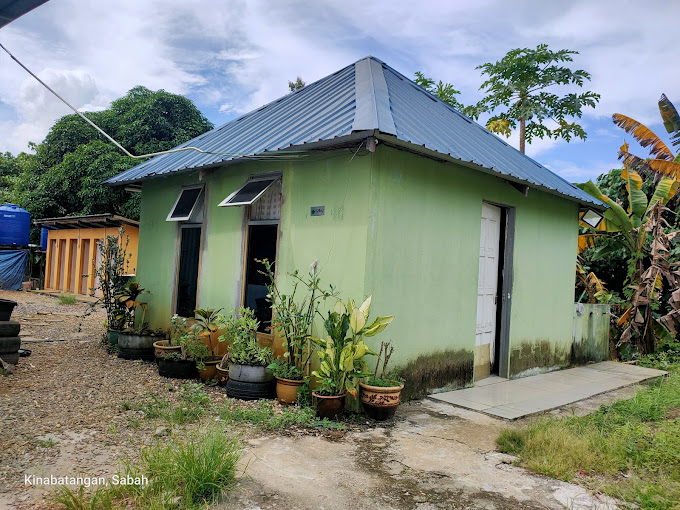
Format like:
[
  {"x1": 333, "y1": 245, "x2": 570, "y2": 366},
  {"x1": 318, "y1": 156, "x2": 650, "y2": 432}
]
[{"x1": 0, "y1": 0, "x2": 678, "y2": 169}]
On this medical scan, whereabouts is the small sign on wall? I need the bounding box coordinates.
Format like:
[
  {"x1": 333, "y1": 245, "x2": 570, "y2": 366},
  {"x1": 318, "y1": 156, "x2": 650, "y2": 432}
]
[{"x1": 311, "y1": 206, "x2": 325, "y2": 217}]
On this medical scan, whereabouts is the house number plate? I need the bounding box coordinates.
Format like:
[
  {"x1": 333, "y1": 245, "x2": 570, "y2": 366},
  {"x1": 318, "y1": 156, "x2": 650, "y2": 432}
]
[{"x1": 311, "y1": 206, "x2": 325, "y2": 216}]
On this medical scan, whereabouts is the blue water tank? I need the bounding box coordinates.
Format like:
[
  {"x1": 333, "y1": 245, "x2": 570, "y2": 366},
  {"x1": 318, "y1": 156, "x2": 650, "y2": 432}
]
[{"x1": 0, "y1": 204, "x2": 30, "y2": 247}]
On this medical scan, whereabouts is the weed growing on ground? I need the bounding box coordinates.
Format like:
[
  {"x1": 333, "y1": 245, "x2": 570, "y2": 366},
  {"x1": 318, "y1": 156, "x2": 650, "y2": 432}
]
[
  {"x1": 219, "y1": 399, "x2": 343, "y2": 431},
  {"x1": 497, "y1": 370, "x2": 680, "y2": 509},
  {"x1": 53, "y1": 426, "x2": 242, "y2": 510},
  {"x1": 58, "y1": 294, "x2": 78, "y2": 305},
  {"x1": 36, "y1": 438, "x2": 59, "y2": 448}
]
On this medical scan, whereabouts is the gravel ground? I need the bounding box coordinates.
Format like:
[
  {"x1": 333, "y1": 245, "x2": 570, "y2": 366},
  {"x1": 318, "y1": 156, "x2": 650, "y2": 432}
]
[{"x1": 0, "y1": 291, "x2": 226, "y2": 508}]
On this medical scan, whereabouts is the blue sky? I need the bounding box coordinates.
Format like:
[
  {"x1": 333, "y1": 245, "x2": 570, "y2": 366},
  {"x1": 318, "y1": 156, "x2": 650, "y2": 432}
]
[{"x1": 0, "y1": 0, "x2": 678, "y2": 184}]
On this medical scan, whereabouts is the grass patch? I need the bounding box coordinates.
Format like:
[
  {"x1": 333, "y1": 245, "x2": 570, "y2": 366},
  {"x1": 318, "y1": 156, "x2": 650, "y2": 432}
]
[
  {"x1": 37, "y1": 437, "x2": 59, "y2": 448},
  {"x1": 53, "y1": 426, "x2": 242, "y2": 510},
  {"x1": 122, "y1": 383, "x2": 212, "y2": 426},
  {"x1": 497, "y1": 370, "x2": 680, "y2": 509},
  {"x1": 219, "y1": 399, "x2": 343, "y2": 431},
  {"x1": 58, "y1": 294, "x2": 78, "y2": 305}
]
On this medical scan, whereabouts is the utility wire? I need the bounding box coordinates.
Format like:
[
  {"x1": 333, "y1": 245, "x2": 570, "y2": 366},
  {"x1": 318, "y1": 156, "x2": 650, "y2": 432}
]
[{"x1": 0, "y1": 42, "x2": 305, "y2": 161}]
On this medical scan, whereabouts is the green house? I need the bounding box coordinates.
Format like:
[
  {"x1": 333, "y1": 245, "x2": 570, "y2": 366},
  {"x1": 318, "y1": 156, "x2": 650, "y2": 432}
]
[{"x1": 106, "y1": 57, "x2": 603, "y2": 395}]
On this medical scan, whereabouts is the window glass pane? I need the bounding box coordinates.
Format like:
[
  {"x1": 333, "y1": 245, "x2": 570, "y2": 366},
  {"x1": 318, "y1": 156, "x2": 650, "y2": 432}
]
[
  {"x1": 223, "y1": 179, "x2": 276, "y2": 206},
  {"x1": 170, "y1": 188, "x2": 202, "y2": 219},
  {"x1": 250, "y1": 179, "x2": 281, "y2": 221}
]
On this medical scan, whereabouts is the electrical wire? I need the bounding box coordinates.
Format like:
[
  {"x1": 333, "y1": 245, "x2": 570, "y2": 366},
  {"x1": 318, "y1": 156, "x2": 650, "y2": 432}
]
[{"x1": 0, "y1": 42, "x2": 306, "y2": 161}]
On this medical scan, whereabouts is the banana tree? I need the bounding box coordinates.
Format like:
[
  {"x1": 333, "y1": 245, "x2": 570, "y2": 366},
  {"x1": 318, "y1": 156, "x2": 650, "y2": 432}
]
[
  {"x1": 613, "y1": 93, "x2": 680, "y2": 178},
  {"x1": 310, "y1": 296, "x2": 394, "y2": 397},
  {"x1": 579, "y1": 151, "x2": 680, "y2": 353},
  {"x1": 578, "y1": 143, "x2": 679, "y2": 265}
]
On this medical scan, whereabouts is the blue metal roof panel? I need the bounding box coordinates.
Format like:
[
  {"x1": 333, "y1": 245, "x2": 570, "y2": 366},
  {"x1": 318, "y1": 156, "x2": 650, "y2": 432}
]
[
  {"x1": 106, "y1": 63, "x2": 357, "y2": 184},
  {"x1": 380, "y1": 63, "x2": 600, "y2": 206}
]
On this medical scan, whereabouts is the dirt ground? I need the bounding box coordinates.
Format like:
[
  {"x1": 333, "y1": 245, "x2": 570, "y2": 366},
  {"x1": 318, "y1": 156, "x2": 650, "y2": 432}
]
[{"x1": 0, "y1": 290, "x2": 627, "y2": 509}]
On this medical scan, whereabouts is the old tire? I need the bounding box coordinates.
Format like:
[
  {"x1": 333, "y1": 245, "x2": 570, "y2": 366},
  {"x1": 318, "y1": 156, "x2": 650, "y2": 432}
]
[
  {"x1": 0, "y1": 336, "x2": 21, "y2": 354},
  {"x1": 157, "y1": 358, "x2": 198, "y2": 379},
  {"x1": 0, "y1": 352, "x2": 19, "y2": 365},
  {"x1": 0, "y1": 320, "x2": 20, "y2": 337},
  {"x1": 226, "y1": 379, "x2": 276, "y2": 400}
]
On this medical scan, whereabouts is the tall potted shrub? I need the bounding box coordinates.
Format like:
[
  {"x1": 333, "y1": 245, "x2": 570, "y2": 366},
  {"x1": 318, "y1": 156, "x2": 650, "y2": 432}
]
[
  {"x1": 260, "y1": 259, "x2": 336, "y2": 404},
  {"x1": 310, "y1": 297, "x2": 393, "y2": 419},
  {"x1": 184, "y1": 308, "x2": 225, "y2": 382},
  {"x1": 88, "y1": 228, "x2": 133, "y2": 345},
  {"x1": 116, "y1": 282, "x2": 167, "y2": 360}
]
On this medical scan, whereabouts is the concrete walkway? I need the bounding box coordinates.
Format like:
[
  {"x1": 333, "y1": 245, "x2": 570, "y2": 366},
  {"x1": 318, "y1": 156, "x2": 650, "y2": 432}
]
[{"x1": 429, "y1": 361, "x2": 667, "y2": 420}]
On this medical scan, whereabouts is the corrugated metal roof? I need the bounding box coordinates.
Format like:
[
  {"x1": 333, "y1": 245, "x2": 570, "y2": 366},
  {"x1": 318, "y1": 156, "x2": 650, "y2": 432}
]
[{"x1": 106, "y1": 56, "x2": 601, "y2": 207}]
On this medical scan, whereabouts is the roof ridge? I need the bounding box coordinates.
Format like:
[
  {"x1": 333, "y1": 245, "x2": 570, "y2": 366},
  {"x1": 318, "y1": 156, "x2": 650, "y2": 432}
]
[{"x1": 351, "y1": 58, "x2": 396, "y2": 134}]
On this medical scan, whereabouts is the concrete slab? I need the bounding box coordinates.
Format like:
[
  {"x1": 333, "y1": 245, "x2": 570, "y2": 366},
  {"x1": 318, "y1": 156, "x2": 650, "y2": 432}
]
[{"x1": 429, "y1": 361, "x2": 667, "y2": 420}]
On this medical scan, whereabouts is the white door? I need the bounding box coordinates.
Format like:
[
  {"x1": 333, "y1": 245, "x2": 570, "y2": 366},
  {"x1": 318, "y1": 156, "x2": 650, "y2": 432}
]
[{"x1": 476, "y1": 203, "x2": 502, "y2": 365}]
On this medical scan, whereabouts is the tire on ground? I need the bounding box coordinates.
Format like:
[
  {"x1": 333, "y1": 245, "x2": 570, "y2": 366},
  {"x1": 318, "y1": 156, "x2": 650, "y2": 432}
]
[
  {"x1": 0, "y1": 320, "x2": 20, "y2": 337},
  {"x1": 0, "y1": 336, "x2": 21, "y2": 354},
  {"x1": 226, "y1": 379, "x2": 276, "y2": 400},
  {"x1": 117, "y1": 348, "x2": 155, "y2": 361},
  {"x1": 0, "y1": 352, "x2": 20, "y2": 365}
]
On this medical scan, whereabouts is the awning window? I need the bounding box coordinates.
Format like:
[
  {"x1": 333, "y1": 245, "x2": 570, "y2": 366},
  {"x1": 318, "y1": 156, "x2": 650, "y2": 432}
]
[
  {"x1": 218, "y1": 176, "x2": 280, "y2": 207},
  {"x1": 167, "y1": 186, "x2": 204, "y2": 222}
]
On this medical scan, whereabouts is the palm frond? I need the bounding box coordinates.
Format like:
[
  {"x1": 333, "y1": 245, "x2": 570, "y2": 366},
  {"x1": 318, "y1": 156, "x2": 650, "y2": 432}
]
[
  {"x1": 618, "y1": 150, "x2": 680, "y2": 179},
  {"x1": 659, "y1": 93, "x2": 680, "y2": 147},
  {"x1": 612, "y1": 113, "x2": 674, "y2": 160}
]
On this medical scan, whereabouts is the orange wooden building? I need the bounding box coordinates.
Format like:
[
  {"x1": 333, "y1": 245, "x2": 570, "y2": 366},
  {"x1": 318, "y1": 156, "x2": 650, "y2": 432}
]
[{"x1": 36, "y1": 214, "x2": 139, "y2": 296}]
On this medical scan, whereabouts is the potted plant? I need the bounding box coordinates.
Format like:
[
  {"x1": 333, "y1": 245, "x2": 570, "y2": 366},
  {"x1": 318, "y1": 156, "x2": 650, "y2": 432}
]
[
  {"x1": 360, "y1": 340, "x2": 404, "y2": 421},
  {"x1": 84, "y1": 229, "x2": 133, "y2": 345},
  {"x1": 220, "y1": 307, "x2": 275, "y2": 400},
  {"x1": 310, "y1": 297, "x2": 393, "y2": 419},
  {"x1": 153, "y1": 315, "x2": 184, "y2": 358},
  {"x1": 184, "y1": 308, "x2": 225, "y2": 382},
  {"x1": 155, "y1": 315, "x2": 197, "y2": 379},
  {"x1": 216, "y1": 353, "x2": 229, "y2": 386},
  {"x1": 260, "y1": 259, "x2": 336, "y2": 405},
  {"x1": 115, "y1": 282, "x2": 166, "y2": 361}
]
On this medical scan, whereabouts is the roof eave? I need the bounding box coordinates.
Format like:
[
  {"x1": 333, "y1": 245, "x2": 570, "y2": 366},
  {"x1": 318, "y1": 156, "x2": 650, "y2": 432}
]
[{"x1": 374, "y1": 133, "x2": 606, "y2": 210}]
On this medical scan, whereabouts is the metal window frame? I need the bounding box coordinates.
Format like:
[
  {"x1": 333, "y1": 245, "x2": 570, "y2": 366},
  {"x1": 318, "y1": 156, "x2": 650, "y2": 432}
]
[
  {"x1": 166, "y1": 185, "x2": 205, "y2": 222},
  {"x1": 218, "y1": 174, "x2": 281, "y2": 208}
]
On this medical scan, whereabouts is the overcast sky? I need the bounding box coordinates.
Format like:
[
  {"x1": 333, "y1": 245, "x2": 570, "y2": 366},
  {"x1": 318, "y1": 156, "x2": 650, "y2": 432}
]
[{"x1": 1, "y1": 0, "x2": 678, "y2": 183}]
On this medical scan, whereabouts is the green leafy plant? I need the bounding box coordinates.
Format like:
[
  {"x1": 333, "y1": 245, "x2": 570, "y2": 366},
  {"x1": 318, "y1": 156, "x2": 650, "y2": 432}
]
[
  {"x1": 260, "y1": 259, "x2": 337, "y2": 379},
  {"x1": 172, "y1": 309, "x2": 226, "y2": 369},
  {"x1": 114, "y1": 281, "x2": 149, "y2": 333},
  {"x1": 310, "y1": 297, "x2": 394, "y2": 397},
  {"x1": 267, "y1": 358, "x2": 303, "y2": 380},
  {"x1": 221, "y1": 307, "x2": 273, "y2": 367}
]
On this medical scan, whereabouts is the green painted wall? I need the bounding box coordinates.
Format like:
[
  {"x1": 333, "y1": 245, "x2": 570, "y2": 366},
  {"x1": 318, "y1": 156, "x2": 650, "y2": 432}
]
[
  {"x1": 137, "y1": 151, "x2": 372, "y2": 330},
  {"x1": 137, "y1": 144, "x2": 579, "y2": 387},
  {"x1": 364, "y1": 146, "x2": 578, "y2": 381}
]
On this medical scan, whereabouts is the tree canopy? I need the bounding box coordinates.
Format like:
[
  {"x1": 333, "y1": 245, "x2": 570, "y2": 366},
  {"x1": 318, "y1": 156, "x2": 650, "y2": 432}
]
[
  {"x1": 476, "y1": 44, "x2": 600, "y2": 153},
  {"x1": 2, "y1": 86, "x2": 213, "y2": 241}
]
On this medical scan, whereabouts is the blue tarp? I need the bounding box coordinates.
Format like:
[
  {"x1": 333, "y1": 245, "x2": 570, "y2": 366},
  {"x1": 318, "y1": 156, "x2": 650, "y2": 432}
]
[{"x1": 0, "y1": 250, "x2": 28, "y2": 290}]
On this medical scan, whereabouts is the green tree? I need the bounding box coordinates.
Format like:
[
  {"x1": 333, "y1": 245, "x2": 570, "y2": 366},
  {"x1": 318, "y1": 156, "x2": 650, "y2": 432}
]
[
  {"x1": 476, "y1": 44, "x2": 600, "y2": 153},
  {"x1": 5, "y1": 86, "x2": 213, "y2": 241},
  {"x1": 288, "y1": 76, "x2": 305, "y2": 92}
]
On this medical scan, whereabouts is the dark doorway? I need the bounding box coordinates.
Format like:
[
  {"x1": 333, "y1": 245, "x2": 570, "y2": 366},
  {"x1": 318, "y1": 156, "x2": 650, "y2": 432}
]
[
  {"x1": 243, "y1": 224, "x2": 278, "y2": 332},
  {"x1": 176, "y1": 226, "x2": 201, "y2": 317}
]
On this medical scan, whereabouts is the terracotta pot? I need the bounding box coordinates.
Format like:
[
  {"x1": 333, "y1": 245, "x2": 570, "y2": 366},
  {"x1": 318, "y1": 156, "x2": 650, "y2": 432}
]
[
  {"x1": 312, "y1": 392, "x2": 346, "y2": 419},
  {"x1": 275, "y1": 377, "x2": 304, "y2": 405},
  {"x1": 359, "y1": 382, "x2": 404, "y2": 421},
  {"x1": 216, "y1": 365, "x2": 229, "y2": 386},
  {"x1": 153, "y1": 340, "x2": 182, "y2": 358},
  {"x1": 197, "y1": 358, "x2": 221, "y2": 382}
]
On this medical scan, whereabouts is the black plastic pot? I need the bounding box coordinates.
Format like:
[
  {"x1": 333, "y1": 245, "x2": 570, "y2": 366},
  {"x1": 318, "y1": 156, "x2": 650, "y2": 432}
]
[
  {"x1": 0, "y1": 299, "x2": 17, "y2": 321},
  {"x1": 157, "y1": 358, "x2": 198, "y2": 379}
]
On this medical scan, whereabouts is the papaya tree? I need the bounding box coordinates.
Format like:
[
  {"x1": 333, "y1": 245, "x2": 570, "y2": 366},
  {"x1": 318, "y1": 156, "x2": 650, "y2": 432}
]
[{"x1": 578, "y1": 149, "x2": 680, "y2": 353}]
